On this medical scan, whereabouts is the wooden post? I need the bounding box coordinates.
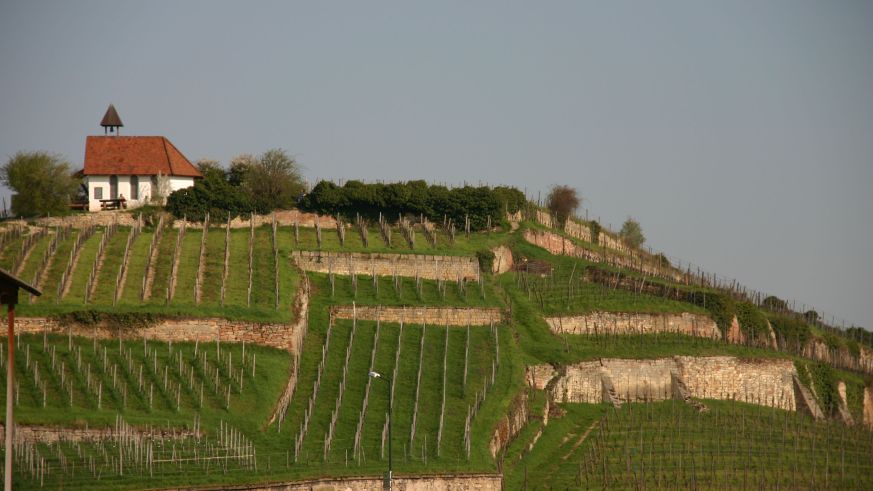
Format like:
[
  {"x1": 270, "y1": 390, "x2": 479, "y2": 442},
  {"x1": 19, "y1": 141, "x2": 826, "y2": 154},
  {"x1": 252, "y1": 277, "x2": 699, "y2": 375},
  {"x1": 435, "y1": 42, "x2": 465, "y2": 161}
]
[{"x1": 4, "y1": 304, "x2": 14, "y2": 491}]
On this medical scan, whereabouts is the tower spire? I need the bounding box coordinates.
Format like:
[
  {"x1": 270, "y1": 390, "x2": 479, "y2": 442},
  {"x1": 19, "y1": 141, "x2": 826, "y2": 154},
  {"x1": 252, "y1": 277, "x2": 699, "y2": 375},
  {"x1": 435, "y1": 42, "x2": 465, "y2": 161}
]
[{"x1": 100, "y1": 104, "x2": 123, "y2": 135}]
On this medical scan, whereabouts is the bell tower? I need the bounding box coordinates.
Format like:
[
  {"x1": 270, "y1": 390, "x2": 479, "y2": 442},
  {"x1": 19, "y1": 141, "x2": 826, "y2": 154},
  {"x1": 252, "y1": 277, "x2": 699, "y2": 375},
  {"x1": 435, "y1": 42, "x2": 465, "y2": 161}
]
[{"x1": 100, "y1": 103, "x2": 123, "y2": 135}]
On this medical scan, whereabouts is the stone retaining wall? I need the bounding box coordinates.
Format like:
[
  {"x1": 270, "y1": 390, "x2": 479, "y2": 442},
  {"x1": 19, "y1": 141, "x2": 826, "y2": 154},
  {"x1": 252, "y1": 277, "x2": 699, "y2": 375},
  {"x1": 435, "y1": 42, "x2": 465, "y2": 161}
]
[
  {"x1": 14, "y1": 317, "x2": 301, "y2": 352},
  {"x1": 545, "y1": 312, "x2": 720, "y2": 339},
  {"x1": 0, "y1": 424, "x2": 197, "y2": 444},
  {"x1": 174, "y1": 209, "x2": 337, "y2": 229},
  {"x1": 523, "y1": 229, "x2": 683, "y2": 281},
  {"x1": 292, "y1": 250, "x2": 480, "y2": 281},
  {"x1": 331, "y1": 306, "x2": 503, "y2": 326},
  {"x1": 182, "y1": 473, "x2": 502, "y2": 491},
  {"x1": 488, "y1": 390, "x2": 529, "y2": 458},
  {"x1": 535, "y1": 210, "x2": 555, "y2": 228},
  {"x1": 597, "y1": 232, "x2": 631, "y2": 255},
  {"x1": 564, "y1": 219, "x2": 592, "y2": 243},
  {"x1": 529, "y1": 356, "x2": 799, "y2": 411},
  {"x1": 533, "y1": 212, "x2": 632, "y2": 254},
  {"x1": 31, "y1": 209, "x2": 337, "y2": 230}
]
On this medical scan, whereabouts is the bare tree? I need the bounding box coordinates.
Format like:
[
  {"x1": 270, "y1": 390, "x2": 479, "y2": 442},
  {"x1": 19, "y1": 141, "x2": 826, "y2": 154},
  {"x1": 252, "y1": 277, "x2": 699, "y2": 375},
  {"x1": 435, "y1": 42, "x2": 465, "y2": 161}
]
[
  {"x1": 546, "y1": 185, "x2": 580, "y2": 227},
  {"x1": 151, "y1": 171, "x2": 172, "y2": 205}
]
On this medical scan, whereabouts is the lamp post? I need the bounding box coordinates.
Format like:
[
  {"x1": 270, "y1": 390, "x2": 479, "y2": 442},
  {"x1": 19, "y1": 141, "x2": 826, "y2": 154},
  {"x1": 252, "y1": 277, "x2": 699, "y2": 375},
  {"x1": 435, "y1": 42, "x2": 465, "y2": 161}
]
[{"x1": 369, "y1": 371, "x2": 392, "y2": 490}]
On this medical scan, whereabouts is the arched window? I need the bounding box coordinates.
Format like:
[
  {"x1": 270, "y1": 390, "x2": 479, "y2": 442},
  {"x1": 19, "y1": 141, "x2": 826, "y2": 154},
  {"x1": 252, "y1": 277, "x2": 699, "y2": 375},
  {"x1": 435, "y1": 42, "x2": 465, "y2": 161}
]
[{"x1": 130, "y1": 176, "x2": 139, "y2": 200}]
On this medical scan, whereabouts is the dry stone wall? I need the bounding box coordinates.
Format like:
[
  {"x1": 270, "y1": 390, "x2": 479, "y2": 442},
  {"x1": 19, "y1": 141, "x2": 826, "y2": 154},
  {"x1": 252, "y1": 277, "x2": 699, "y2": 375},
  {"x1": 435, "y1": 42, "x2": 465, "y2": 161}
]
[
  {"x1": 535, "y1": 210, "x2": 555, "y2": 228},
  {"x1": 175, "y1": 209, "x2": 337, "y2": 229},
  {"x1": 291, "y1": 250, "x2": 479, "y2": 281},
  {"x1": 330, "y1": 306, "x2": 502, "y2": 326},
  {"x1": 0, "y1": 424, "x2": 197, "y2": 444},
  {"x1": 14, "y1": 317, "x2": 301, "y2": 352},
  {"x1": 532, "y1": 212, "x2": 631, "y2": 254},
  {"x1": 523, "y1": 229, "x2": 683, "y2": 282},
  {"x1": 32, "y1": 209, "x2": 337, "y2": 230},
  {"x1": 564, "y1": 219, "x2": 592, "y2": 243},
  {"x1": 597, "y1": 232, "x2": 631, "y2": 255},
  {"x1": 183, "y1": 473, "x2": 502, "y2": 491},
  {"x1": 529, "y1": 356, "x2": 799, "y2": 412},
  {"x1": 676, "y1": 356, "x2": 797, "y2": 410},
  {"x1": 545, "y1": 312, "x2": 719, "y2": 339}
]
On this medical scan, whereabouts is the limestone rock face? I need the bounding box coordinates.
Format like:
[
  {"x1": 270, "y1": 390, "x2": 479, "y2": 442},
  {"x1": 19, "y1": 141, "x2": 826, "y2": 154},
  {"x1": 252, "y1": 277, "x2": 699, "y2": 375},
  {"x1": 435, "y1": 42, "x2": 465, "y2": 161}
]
[
  {"x1": 531, "y1": 356, "x2": 799, "y2": 411},
  {"x1": 490, "y1": 245, "x2": 514, "y2": 274}
]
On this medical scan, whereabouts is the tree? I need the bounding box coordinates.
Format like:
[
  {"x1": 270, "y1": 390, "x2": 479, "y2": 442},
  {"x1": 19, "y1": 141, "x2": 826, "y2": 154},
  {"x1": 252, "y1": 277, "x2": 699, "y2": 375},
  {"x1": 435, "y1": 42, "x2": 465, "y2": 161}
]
[
  {"x1": 194, "y1": 158, "x2": 223, "y2": 178},
  {"x1": 234, "y1": 149, "x2": 306, "y2": 213},
  {"x1": 545, "y1": 185, "x2": 579, "y2": 226},
  {"x1": 1, "y1": 151, "x2": 79, "y2": 217},
  {"x1": 228, "y1": 154, "x2": 257, "y2": 187},
  {"x1": 619, "y1": 217, "x2": 645, "y2": 248}
]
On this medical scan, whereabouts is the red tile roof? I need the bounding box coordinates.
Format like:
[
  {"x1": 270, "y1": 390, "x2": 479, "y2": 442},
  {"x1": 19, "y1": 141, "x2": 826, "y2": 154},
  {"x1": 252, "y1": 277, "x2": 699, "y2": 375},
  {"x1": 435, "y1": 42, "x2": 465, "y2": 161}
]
[{"x1": 83, "y1": 136, "x2": 202, "y2": 177}]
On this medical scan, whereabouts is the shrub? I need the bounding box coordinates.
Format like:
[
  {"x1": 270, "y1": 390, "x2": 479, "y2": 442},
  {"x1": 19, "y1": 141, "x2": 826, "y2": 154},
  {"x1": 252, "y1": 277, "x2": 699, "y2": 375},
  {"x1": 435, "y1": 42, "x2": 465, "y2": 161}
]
[
  {"x1": 769, "y1": 315, "x2": 812, "y2": 349},
  {"x1": 762, "y1": 295, "x2": 789, "y2": 312},
  {"x1": 735, "y1": 302, "x2": 771, "y2": 343},
  {"x1": 166, "y1": 167, "x2": 252, "y2": 221},
  {"x1": 686, "y1": 290, "x2": 735, "y2": 337},
  {"x1": 476, "y1": 249, "x2": 496, "y2": 273},
  {"x1": 808, "y1": 362, "x2": 839, "y2": 415}
]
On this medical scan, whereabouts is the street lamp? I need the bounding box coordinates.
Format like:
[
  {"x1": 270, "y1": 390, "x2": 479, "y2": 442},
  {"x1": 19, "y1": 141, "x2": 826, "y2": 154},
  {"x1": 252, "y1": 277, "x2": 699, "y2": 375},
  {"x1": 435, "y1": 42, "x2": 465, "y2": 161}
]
[{"x1": 369, "y1": 371, "x2": 393, "y2": 490}]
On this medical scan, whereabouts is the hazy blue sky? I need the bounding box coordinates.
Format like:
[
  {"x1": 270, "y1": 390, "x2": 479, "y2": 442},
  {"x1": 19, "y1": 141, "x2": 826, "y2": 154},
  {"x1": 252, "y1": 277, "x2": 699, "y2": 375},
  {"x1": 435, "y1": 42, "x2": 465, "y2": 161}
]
[{"x1": 1, "y1": 1, "x2": 871, "y2": 328}]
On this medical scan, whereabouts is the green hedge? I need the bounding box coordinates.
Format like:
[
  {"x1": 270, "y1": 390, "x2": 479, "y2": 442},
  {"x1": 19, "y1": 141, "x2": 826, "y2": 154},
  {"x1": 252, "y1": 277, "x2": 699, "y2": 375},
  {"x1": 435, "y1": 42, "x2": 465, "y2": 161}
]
[
  {"x1": 52, "y1": 310, "x2": 162, "y2": 329},
  {"x1": 300, "y1": 180, "x2": 525, "y2": 230}
]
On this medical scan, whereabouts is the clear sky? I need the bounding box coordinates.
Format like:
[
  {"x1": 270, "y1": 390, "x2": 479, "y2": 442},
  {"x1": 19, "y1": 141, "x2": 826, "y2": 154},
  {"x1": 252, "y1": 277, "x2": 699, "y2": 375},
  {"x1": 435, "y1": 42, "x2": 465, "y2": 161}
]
[{"x1": 1, "y1": 1, "x2": 871, "y2": 329}]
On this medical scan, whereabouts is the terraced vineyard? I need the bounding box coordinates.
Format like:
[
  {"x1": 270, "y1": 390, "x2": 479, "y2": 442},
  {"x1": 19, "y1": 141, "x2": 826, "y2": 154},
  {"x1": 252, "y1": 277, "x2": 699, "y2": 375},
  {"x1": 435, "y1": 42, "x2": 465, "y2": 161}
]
[
  {"x1": 0, "y1": 209, "x2": 871, "y2": 490},
  {"x1": 505, "y1": 400, "x2": 873, "y2": 490}
]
